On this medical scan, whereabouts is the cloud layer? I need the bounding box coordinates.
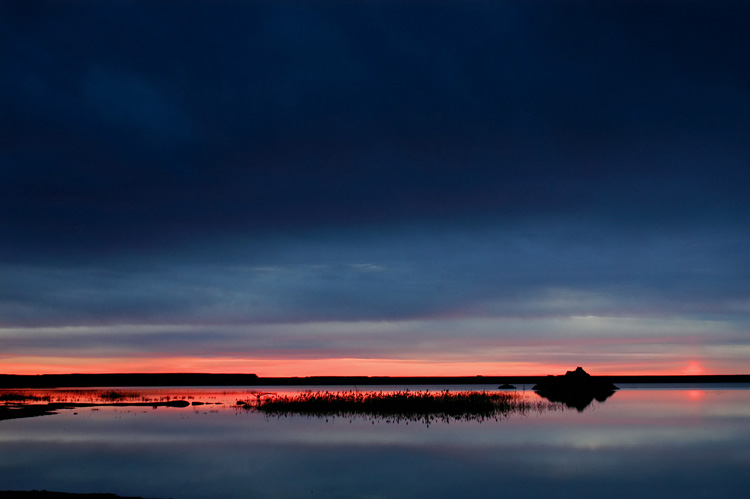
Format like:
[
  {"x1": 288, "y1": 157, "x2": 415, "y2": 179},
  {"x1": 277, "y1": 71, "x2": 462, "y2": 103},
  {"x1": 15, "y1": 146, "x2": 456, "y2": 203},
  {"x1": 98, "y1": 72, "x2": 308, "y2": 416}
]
[{"x1": 2, "y1": 1, "x2": 749, "y2": 374}]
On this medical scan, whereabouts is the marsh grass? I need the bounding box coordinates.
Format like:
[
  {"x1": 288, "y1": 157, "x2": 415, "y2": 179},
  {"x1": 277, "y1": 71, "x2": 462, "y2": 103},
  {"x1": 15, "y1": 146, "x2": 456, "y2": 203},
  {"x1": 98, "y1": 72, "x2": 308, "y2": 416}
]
[
  {"x1": 0, "y1": 389, "x2": 147, "y2": 405},
  {"x1": 240, "y1": 390, "x2": 563, "y2": 424},
  {"x1": 0, "y1": 393, "x2": 52, "y2": 403},
  {"x1": 97, "y1": 390, "x2": 142, "y2": 401}
]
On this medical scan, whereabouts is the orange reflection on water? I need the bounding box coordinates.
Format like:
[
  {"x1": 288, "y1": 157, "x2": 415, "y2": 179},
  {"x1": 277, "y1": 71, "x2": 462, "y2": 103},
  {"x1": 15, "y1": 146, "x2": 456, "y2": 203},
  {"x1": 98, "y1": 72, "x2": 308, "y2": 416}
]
[
  {"x1": 0, "y1": 388, "x2": 280, "y2": 407},
  {"x1": 685, "y1": 390, "x2": 704, "y2": 402}
]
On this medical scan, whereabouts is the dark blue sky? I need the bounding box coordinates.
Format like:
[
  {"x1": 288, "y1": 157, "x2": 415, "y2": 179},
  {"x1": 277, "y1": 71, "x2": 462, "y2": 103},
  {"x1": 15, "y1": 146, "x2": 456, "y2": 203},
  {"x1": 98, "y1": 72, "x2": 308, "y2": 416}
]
[{"x1": 1, "y1": 1, "x2": 749, "y2": 375}]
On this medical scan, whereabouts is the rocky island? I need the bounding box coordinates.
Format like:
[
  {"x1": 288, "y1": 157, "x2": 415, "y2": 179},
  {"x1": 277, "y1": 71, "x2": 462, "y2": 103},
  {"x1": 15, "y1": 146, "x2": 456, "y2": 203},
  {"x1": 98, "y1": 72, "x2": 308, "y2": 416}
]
[{"x1": 533, "y1": 367, "x2": 618, "y2": 411}]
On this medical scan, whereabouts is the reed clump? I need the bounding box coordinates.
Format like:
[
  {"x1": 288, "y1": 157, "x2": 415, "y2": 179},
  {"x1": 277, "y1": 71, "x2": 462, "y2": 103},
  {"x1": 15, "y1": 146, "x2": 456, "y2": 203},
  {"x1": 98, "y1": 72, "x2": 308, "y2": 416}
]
[
  {"x1": 0, "y1": 392, "x2": 52, "y2": 403},
  {"x1": 97, "y1": 390, "x2": 142, "y2": 401},
  {"x1": 240, "y1": 390, "x2": 560, "y2": 424}
]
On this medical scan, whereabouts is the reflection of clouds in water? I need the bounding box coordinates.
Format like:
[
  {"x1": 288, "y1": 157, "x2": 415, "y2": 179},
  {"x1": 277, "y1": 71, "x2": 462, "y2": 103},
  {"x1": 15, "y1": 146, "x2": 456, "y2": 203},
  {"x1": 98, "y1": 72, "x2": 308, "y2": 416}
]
[{"x1": 1, "y1": 388, "x2": 750, "y2": 498}]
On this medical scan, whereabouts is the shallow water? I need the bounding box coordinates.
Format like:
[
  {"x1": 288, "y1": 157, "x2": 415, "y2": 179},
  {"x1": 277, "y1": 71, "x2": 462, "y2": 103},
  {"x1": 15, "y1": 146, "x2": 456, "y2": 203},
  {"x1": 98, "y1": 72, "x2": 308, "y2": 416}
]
[{"x1": 1, "y1": 385, "x2": 749, "y2": 498}]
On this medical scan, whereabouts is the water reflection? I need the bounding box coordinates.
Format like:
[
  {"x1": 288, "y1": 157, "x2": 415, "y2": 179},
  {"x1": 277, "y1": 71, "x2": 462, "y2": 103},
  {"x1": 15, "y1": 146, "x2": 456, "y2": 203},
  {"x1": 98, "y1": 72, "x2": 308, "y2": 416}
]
[
  {"x1": 1, "y1": 387, "x2": 749, "y2": 498},
  {"x1": 0, "y1": 388, "x2": 229, "y2": 422},
  {"x1": 534, "y1": 387, "x2": 617, "y2": 412},
  {"x1": 1, "y1": 387, "x2": 589, "y2": 425}
]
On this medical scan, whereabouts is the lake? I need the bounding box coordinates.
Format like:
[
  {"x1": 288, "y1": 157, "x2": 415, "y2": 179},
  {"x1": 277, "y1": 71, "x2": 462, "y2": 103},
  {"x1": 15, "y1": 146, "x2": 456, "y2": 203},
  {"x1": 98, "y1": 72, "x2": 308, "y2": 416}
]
[{"x1": 1, "y1": 384, "x2": 749, "y2": 498}]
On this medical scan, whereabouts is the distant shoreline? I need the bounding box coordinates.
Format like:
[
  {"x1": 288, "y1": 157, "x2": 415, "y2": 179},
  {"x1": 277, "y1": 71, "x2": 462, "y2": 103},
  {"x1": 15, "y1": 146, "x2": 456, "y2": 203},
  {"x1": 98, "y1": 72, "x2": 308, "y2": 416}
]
[{"x1": 1, "y1": 373, "x2": 749, "y2": 388}]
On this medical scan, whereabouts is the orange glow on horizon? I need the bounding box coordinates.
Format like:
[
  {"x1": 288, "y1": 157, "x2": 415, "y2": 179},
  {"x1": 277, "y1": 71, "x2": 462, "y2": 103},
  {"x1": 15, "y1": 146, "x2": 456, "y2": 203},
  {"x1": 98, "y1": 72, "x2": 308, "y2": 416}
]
[
  {"x1": 2, "y1": 356, "x2": 552, "y2": 377},
  {"x1": 0, "y1": 356, "x2": 739, "y2": 377},
  {"x1": 683, "y1": 360, "x2": 706, "y2": 375}
]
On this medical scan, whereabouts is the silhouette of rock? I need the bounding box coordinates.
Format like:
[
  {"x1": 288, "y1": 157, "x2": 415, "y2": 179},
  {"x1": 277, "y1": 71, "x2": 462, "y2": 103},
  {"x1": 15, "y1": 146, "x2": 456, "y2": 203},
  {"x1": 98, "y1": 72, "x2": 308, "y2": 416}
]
[
  {"x1": 498, "y1": 384, "x2": 516, "y2": 389},
  {"x1": 533, "y1": 367, "x2": 618, "y2": 411}
]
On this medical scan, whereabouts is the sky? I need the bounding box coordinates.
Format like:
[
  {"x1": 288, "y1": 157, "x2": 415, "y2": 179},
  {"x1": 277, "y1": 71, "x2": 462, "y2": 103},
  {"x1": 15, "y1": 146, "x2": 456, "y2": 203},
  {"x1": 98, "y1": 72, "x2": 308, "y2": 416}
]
[{"x1": 1, "y1": 0, "x2": 749, "y2": 377}]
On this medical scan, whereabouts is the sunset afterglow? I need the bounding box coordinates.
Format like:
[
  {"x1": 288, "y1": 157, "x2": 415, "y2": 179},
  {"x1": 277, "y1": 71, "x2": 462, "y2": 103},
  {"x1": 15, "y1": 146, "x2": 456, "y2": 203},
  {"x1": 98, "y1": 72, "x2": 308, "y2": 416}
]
[{"x1": 0, "y1": 352, "x2": 738, "y2": 378}]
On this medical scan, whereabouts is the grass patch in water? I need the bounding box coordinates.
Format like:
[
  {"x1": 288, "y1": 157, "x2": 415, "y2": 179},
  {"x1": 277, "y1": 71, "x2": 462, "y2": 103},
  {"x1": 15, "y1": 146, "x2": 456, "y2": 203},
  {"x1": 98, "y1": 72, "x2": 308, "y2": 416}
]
[
  {"x1": 0, "y1": 393, "x2": 51, "y2": 403},
  {"x1": 97, "y1": 390, "x2": 142, "y2": 401},
  {"x1": 239, "y1": 390, "x2": 561, "y2": 423}
]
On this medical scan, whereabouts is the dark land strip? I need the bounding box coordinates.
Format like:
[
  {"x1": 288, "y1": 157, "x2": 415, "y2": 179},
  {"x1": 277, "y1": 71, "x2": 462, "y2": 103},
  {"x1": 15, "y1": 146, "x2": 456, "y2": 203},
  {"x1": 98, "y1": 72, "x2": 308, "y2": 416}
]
[
  {"x1": 1, "y1": 373, "x2": 748, "y2": 388},
  {"x1": 0, "y1": 400, "x2": 192, "y2": 422},
  {"x1": 0, "y1": 492, "x2": 161, "y2": 499}
]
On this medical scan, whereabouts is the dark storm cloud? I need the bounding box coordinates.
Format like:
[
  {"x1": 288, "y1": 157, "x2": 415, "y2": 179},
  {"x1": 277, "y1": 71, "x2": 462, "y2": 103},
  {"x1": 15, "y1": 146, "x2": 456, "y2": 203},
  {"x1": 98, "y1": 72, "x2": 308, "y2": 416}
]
[{"x1": 2, "y1": 0, "x2": 750, "y2": 260}]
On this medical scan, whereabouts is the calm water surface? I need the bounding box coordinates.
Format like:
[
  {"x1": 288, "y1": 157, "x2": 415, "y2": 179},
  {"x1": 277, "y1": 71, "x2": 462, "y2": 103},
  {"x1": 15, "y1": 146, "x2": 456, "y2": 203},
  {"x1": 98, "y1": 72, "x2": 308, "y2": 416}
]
[{"x1": 1, "y1": 385, "x2": 749, "y2": 498}]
